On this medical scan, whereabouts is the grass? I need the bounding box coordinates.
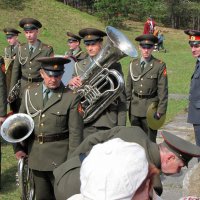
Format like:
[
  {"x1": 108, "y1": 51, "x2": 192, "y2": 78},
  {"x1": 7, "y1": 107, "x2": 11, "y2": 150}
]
[{"x1": 0, "y1": 0, "x2": 195, "y2": 199}]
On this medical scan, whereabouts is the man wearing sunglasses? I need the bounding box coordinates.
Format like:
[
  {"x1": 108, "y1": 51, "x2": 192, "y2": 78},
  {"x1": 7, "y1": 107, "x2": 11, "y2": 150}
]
[
  {"x1": 184, "y1": 30, "x2": 200, "y2": 159},
  {"x1": 68, "y1": 28, "x2": 126, "y2": 139},
  {"x1": 65, "y1": 32, "x2": 86, "y2": 61},
  {"x1": 126, "y1": 34, "x2": 168, "y2": 143}
]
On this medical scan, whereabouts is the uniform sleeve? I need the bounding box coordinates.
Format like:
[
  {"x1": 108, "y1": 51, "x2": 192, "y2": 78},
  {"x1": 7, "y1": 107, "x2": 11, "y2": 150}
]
[
  {"x1": 68, "y1": 95, "x2": 84, "y2": 157},
  {"x1": 13, "y1": 89, "x2": 28, "y2": 153},
  {"x1": 110, "y1": 62, "x2": 127, "y2": 126},
  {"x1": 157, "y1": 63, "x2": 168, "y2": 114},
  {"x1": 125, "y1": 61, "x2": 133, "y2": 111},
  {"x1": 0, "y1": 59, "x2": 7, "y2": 117},
  {"x1": 10, "y1": 47, "x2": 21, "y2": 89}
]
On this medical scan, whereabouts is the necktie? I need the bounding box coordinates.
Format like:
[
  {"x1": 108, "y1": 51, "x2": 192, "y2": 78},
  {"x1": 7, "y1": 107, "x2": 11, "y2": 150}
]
[
  {"x1": 141, "y1": 61, "x2": 145, "y2": 72},
  {"x1": 43, "y1": 89, "x2": 50, "y2": 106},
  {"x1": 29, "y1": 46, "x2": 34, "y2": 56}
]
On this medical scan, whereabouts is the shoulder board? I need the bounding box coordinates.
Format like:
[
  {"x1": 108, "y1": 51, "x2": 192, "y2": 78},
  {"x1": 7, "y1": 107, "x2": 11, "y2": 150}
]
[
  {"x1": 29, "y1": 82, "x2": 41, "y2": 89},
  {"x1": 19, "y1": 43, "x2": 26, "y2": 46},
  {"x1": 42, "y1": 43, "x2": 53, "y2": 49},
  {"x1": 155, "y1": 58, "x2": 163, "y2": 64}
]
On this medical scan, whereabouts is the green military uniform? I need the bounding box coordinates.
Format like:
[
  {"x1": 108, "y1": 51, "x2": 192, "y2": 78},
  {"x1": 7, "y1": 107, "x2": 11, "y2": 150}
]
[
  {"x1": 0, "y1": 56, "x2": 7, "y2": 117},
  {"x1": 126, "y1": 34, "x2": 168, "y2": 142},
  {"x1": 14, "y1": 57, "x2": 83, "y2": 200},
  {"x1": 73, "y1": 28, "x2": 126, "y2": 138},
  {"x1": 53, "y1": 126, "x2": 200, "y2": 200},
  {"x1": 0, "y1": 56, "x2": 7, "y2": 189},
  {"x1": 10, "y1": 18, "x2": 54, "y2": 98},
  {"x1": 3, "y1": 28, "x2": 21, "y2": 113},
  {"x1": 75, "y1": 56, "x2": 127, "y2": 138},
  {"x1": 65, "y1": 32, "x2": 87, "y2": 61}
]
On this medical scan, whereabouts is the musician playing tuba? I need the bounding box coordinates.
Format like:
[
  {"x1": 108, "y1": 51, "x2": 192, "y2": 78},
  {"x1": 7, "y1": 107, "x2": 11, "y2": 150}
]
[
  {"x1": 2, "y1": 28, "x2": 21, "y2": 113},
  {"x1": 68, "y1": 28, "x2": 127, "y2": 139}
]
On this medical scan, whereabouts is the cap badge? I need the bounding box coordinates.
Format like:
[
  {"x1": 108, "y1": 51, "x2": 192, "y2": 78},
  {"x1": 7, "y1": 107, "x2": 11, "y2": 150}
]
[
  {"x1": 53, "y1": 64, "x2": 58, "y2": 69},
  {"x1": 24, "y1": 24, "x2": 32, "y2": 27},
  {"x1": 145, "y1": 40, "x2": 149, "y2": 43},
  {"x1": 87, "y1": 35, "x2": 91, "y2": 39},
  {"x1": 191, "y1": 36, "x2": 196, "y2": 41}
]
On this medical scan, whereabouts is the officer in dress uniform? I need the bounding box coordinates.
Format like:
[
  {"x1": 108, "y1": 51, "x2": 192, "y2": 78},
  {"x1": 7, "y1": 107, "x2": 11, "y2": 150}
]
[
  {"x1": 14, "y1": 57, "x2": 84, "y2": 200},
  {"x1": 184, "y1": 30, "x2": 200, "y2": 160},
  {"x1": 126, "y1": 34, "x2": 168, "y2": 142},
  {"x1": 68, "y1": 28, "x2": 127, "y2": 139},
  {"x1": 2, "y1": 28, "x2": 21, "y2": 113},
  {"x1": 65, "y1": 32, "x2": 86, "y2": 61},
  {"x1": 53, "y1": 126, "x2": 200, "y2": 200},
  {"x1": 10, "y1": 18, "x2": 54, "y2": 100}
]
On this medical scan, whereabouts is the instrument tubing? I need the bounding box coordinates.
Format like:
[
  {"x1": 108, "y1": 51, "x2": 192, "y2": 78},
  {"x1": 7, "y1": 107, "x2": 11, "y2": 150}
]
[{"x1": 133, "y1": 91, "x2": 157, "y2": 99}]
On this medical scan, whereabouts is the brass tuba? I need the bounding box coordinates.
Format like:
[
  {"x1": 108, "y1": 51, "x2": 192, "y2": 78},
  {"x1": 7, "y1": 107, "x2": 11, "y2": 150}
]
[
  {"x1": 76, "y1": 26, "x2": 138, "y2": 123},
  {"x1": 0, "y1": 113, "x2": 35, "y2": 200}
]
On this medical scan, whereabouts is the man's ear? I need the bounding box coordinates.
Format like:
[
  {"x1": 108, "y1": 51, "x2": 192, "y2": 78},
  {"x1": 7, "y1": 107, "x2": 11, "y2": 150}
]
[
  {"x1": 40, "y1": 69, "x2": 44, "y2": 78},
  {"x1": 166, "y1": 153, "x2": 176, "y2": 163}
]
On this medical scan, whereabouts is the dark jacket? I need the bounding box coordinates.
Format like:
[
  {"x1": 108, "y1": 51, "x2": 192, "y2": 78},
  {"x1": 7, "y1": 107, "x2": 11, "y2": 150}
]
[
  {"x1": 188, "y1": 61, "x2": 200, "y2": 124},
  {"x1": 53, "y1": 126, "x2": 162, "y2": 200},
  {"x1": 15, "y1": 82, "x2": 83, "y2": 171}
]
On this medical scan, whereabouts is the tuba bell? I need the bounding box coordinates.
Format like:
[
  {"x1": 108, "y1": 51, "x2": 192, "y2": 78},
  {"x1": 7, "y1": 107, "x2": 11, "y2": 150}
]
[
  {"x1": 75, "y1": 26, "x2": 138, "y2": 123},
  {"x1": 0, "y1": 113, "x2": 34, "y2": 143}
]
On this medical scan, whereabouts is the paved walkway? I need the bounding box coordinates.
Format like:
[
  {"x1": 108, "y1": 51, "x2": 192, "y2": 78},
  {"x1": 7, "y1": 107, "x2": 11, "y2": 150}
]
[{"x1": 157, "y1": 112, "x2": 198, "y2": 200}]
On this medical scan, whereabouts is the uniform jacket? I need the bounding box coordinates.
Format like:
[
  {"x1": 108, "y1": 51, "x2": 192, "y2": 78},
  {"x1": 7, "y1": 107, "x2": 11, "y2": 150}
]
[
  {"x1": 15, "y1": 82, "x2": 83, "y2": 171},
  {"x1": 188, "y1": 61, "x2": 200, "y2": 124},
  {"x1": 53, "y1": 126, "x2": 162, "y2": 200},
  {"x1": 65, "y1": 47, "x2": 87, "y2": 62},
  {"x1": 74, "y1": 56, "x2": 127, "y2": 127},
  {"x1": 126, "y1": 56, "x2": 168, "y2": 117},
  {"x1": 0, "y1": 57, "x2": 7, "y2": 117},
  {"x1": 10, "y1": 40, "x2": 54, "y2": 94}
]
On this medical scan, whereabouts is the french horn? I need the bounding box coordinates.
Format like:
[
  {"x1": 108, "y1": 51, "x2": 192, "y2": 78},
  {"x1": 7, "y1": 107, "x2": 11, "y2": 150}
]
[{"x1": 75, "y1": 26, "x2": 138, "y2": 123}]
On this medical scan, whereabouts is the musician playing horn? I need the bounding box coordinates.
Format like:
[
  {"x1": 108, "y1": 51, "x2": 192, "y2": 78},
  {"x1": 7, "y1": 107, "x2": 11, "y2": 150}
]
[
  {"x1": 14, "y1": 57, "x2": 84, "y2": 200},
  {"x1": 2, "y1": 27, "x2": 21, "y2": 113},
  {"x1": 126, "y1": 34, "x2": 168, "y2": 143},
  {"x1": 68, "y1": 28, "x2": 127, "y2": 139}
]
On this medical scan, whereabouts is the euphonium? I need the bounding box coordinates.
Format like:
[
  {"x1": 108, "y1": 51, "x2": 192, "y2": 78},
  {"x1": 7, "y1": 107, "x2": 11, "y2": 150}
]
[{"x1": 75, "y1": 26, "x2": 138, "y2": 123}]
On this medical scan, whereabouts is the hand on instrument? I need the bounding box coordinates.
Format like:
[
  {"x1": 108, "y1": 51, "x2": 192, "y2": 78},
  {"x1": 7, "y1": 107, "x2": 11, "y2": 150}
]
[
  {"x1": 0, "y1": 116, "x2": 6, "y2": 125},
  {"x1": 68, "y1": 76, "x2": 82, "y2": 88},
  {"x1": 15, "y1": 151, "x2": 27, "y2": 160},
  {"x1": 153, "y1": 112, "x2": 161, "y2": 120}
]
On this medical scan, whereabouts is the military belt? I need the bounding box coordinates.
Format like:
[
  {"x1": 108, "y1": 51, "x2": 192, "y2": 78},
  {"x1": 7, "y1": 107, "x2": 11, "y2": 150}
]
[
  {"x1": 21, "y1": 76, "x2": 43, "y2": 83},
  {"x1": 133, "y1": 91, "x2": 157, "y2": 99},
  {"x1": 35, "y1": 133, "x2": 69, "y2": 144}
]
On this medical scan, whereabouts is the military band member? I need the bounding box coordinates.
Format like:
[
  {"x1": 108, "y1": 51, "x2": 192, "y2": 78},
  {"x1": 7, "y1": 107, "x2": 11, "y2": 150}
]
[
  {"x1": 10, "y1": 18, "x2": 54, "y2": 99},
  {"x1": 14, "y1": 57, "x2": 84, "y2": 200},
  {"x1": 65, "y1": 32, "x2": 86, "y2": 61},
  {"x1": 0, "y1": 56, "x2": 7, "y2": 125},
  {"x1": 68, "y1": 28, "x2": 127, "y2": 139},
  {"x1": 184, "y1": 30, "x2": 200, "y2": 160},
  {"x1": 2, "y1": 27, "x2": 21, "y2": 113},
  {"x1": 53, "y1": 126, "x2": 200, "y2": 199},
  {"x1": 126, "y1": 34, "x2": 168, "y2": 142}
]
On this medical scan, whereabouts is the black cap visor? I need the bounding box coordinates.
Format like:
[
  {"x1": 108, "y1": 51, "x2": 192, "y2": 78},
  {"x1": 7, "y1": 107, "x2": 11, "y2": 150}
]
[{"x1": 44, "y1": 69, "x2": 64, "y2": 77}]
